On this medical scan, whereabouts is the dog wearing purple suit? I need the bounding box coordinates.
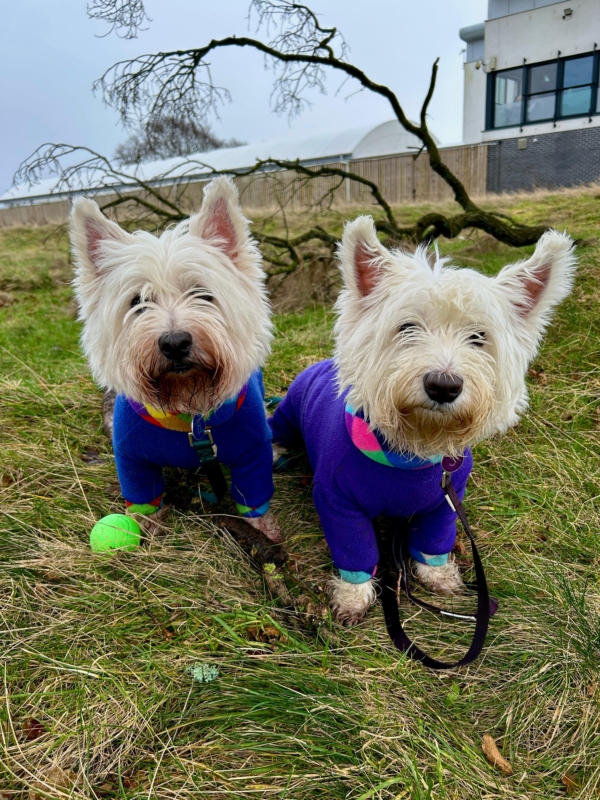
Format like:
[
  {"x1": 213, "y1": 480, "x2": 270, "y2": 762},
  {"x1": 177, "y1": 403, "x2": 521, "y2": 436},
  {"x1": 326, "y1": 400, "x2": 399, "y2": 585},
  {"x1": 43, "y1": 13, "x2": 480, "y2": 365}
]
[{"x1": 270, "y1": 216, "x2": 576, "y2": 625}]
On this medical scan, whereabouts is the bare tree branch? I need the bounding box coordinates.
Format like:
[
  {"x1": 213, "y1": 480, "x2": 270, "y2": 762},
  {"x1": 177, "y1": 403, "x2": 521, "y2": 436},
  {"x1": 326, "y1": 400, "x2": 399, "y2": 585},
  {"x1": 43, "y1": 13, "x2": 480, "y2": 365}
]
[
  {"x1": 14, "y1": 0, "x2": 549, "y2": 282},
  {"x1": 87, "y1": 0, "x2": 150, "y2": 39}
]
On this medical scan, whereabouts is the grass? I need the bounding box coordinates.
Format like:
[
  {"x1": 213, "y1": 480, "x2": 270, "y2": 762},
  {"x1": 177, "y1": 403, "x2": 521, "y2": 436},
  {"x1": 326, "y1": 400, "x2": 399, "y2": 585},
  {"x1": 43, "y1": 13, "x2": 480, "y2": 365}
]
[{"x1": 0, "y1": 191, "x2": 599, "y2": 799}]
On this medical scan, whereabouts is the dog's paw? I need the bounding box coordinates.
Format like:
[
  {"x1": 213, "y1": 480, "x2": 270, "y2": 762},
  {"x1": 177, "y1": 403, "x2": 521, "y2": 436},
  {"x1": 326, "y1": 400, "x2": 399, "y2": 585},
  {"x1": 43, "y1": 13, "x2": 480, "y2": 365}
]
[
  {"x1": 413, "y1": 556, "x2": 465, "y2": 595},
  {"x1": 272, "y1": 442, "x2": 293, "y2": 471},
  {"x1": 246, "y1": 512, "x2": 283, "y2": 543},
  {"x1": 328, "y1": 575, "x2": 377, "y2": 626},
  {"x1": 127, "y1": 504, "x2": 171, "y2": 537},
  {"x1": 272, "y1": 443, "x2": 288, "y2": 464}
]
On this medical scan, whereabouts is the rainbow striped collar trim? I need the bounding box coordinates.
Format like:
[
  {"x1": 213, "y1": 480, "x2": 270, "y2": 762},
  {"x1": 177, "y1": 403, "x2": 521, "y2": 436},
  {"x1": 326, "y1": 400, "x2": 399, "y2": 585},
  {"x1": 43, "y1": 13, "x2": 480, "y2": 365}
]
[
  {"x1": 128, "y1": 384, "x2": 248, "y2": 433},
  {"x1": 344, "y1": 403, "x2": 442, "y2": 470}
]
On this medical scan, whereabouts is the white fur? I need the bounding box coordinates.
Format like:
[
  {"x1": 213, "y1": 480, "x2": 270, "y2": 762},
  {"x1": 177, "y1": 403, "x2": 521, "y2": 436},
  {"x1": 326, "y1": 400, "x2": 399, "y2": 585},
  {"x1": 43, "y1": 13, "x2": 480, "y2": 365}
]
[
  {"x1": 414, "y1": 556, "x2": 464, "y2": 595},
  {"x1": 71, "y1": 177, "x2": 272, "y2": 414},
  {"x1": 330, "y1": 218, "x2": 576, "y2": 621},
  {"x1": 328, "y1": 576, "x2": 377, "y2": 626},
  {"x1": 335, "y1": 218, "x2": 576, "y2": 458}
]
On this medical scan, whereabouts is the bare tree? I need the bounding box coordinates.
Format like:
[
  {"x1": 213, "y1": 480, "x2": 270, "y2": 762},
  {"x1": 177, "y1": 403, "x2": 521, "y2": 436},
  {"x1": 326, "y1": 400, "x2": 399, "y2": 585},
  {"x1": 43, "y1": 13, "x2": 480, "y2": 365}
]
[
  {"x1": 16, "y1": 0, "x2": 547, "y2": 274},
  {"x1": 114, "y1": 115, "x2": 244, "y2": 165}
]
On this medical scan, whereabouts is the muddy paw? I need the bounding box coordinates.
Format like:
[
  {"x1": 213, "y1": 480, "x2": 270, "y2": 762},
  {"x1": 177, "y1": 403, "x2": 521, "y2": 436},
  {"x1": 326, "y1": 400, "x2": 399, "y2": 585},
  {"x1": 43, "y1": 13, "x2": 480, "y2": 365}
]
[
  {"x1": 328, "y1": 575, "x2": 377, "y2": 626},
  {"x1": 246, "y1": 512, "x2": 283, "y2": 543},
  {"x1": 413, "y1": 557, "x2": 465, "y2": 595},
  {"x1": 128, "y1": 504, "x2": 171, "y2": 538}
]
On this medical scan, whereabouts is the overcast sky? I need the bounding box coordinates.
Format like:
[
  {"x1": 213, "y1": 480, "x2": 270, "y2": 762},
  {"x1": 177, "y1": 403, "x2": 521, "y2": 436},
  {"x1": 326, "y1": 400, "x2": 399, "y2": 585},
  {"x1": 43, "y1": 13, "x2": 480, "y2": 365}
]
[{"x1": 0, "y1": 0, "x2": 487, "y2": 194}]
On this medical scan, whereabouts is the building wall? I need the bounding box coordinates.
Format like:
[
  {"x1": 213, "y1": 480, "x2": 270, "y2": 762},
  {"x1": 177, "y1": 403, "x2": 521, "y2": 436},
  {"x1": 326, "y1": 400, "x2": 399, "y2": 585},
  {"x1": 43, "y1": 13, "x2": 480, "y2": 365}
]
[
  {"x1": 485, "y1": 0, "x2": 598, "y2": 71},
  {"x1": 463, "y1": 62, "x2": 488, "y2": 143},
  {"x1": 486, "y1": 125, "x2": 600, "y2": 192},
  {"x1": 462, "y1": 0, "x2": 600, "y2": 143},
  {"x1": 488, "y1": 0, "x2": 571, "y2": 20}
]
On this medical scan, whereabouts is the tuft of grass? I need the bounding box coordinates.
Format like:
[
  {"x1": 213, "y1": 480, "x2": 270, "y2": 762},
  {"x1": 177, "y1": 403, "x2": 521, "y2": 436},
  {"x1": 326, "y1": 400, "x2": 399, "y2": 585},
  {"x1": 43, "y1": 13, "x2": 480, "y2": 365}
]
[{"x1": 0, "y1": 191, "x2": 599, "y2": 798}]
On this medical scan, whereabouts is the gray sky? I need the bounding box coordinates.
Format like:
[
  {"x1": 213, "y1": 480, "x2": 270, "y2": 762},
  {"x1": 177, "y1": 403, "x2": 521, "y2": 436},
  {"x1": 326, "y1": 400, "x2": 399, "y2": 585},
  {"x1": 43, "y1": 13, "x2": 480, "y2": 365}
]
[{"x1": 0, "y1": 0, "x2": 487, "y2": 194}]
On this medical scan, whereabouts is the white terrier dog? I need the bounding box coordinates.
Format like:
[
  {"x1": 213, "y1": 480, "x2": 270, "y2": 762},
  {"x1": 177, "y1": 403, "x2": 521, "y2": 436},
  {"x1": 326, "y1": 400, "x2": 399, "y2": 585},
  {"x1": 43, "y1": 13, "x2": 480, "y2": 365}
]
[
  {"x1": 71, "y1": 177, "x2": 280, "y2": 541},
  {"x1": 270, "y1": 217, "x2": 576, "y2": 624}
]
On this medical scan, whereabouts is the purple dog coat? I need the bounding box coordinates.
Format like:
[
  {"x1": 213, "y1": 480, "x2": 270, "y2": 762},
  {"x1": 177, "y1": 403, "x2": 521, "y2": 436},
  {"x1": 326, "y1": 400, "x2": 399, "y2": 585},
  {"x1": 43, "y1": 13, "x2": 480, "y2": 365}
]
[{"x1": 269, "y1": 360, "x2": 472, "y2": 583}]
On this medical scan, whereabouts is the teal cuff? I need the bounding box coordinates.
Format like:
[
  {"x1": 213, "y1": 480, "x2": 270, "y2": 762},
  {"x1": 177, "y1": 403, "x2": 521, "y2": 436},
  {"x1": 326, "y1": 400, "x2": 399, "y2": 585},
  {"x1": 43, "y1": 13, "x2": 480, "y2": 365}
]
[
  {"x1": 339, "y1": 569, "x2": 373, "y2": 584},
  {"x1": 410, "y1": 550, "x2": 449, "y2": 566}
]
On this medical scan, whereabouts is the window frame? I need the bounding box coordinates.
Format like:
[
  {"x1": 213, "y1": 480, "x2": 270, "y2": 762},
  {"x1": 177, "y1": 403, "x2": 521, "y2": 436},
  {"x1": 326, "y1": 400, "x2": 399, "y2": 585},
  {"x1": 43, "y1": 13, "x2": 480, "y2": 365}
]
[{"x1": 486, "y1": 50, "x2": 600, "y2": 131}]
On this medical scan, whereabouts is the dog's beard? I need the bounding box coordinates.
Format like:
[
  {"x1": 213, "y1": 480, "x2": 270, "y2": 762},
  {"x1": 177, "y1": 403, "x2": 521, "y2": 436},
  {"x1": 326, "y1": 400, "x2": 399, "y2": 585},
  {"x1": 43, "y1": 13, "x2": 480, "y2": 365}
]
[
  {"x1": 124, "y1": 322, "x2": 239, "y2": 414},
  {"x1": 366, "y1": 374, "x2": 495, "y2": 459}
]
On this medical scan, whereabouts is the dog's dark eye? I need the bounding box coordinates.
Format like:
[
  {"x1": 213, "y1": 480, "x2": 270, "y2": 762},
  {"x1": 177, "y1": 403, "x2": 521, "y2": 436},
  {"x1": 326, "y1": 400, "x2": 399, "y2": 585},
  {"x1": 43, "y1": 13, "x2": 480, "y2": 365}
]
[
  {"x1": 192, "y1": 290, "x2": 213, "y2": 302},
  {"x1": 398, "y1": 322, "x2": 418, "y2": 334},
  {"x1": 468, "y1": 331, "x2": 486, "y2": 347},
  {"x1": 130, "y1": 294, "x2": 146, "y2": 314}
]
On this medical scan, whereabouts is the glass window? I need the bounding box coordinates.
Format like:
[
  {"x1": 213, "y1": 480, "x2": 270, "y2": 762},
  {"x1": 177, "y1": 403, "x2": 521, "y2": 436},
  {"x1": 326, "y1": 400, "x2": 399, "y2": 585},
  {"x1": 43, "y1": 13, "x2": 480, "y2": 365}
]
[
  {"x1": 563, "y1": 55, "x2": 594, "y2": 88},
  {"x1": 494, "y1": 68, "x2": 524, "y2": 127},
  {"x1": 560, "y1": 86, "x2": 592, "y2": 116},
  {"x1": 488, "y1": 52, "x2": 599, "y2": 130},
  {"x1": 529, "y1": 63, "x2": 557, "y2": 94},
  {"x1": 527, "y1": 91, "x2": 556, "y2": 121}
]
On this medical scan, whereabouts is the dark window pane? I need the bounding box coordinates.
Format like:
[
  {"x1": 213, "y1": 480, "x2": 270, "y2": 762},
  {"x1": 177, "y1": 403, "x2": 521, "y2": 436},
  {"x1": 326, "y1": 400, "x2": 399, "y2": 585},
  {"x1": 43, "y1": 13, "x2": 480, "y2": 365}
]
[
  {"x1": 529, "y1": 62, "x2": 557, "y2": 94},
  {"x1": 526, "y1": 91, "x2": 556, "y2": 121},
  {"x1": 559, "y1": 86, "x2": 592, "y2": 116},
  {"x1": 494, "y1": 68, "x2": 523, "y2": 127},
  {"x1": 563, "y1": 56, "x2": 594, "y2": 88}
]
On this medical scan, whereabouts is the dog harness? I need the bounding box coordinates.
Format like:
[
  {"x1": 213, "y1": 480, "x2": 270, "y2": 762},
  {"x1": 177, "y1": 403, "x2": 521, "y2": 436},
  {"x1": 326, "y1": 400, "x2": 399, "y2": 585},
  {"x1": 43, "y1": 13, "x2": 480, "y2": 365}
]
[
  {"x1": 112, "y1": 371, "x2": 274, "y2": 519},
  {"x1": 269, "y1": 360, "x2": 473, "y2": 581}
]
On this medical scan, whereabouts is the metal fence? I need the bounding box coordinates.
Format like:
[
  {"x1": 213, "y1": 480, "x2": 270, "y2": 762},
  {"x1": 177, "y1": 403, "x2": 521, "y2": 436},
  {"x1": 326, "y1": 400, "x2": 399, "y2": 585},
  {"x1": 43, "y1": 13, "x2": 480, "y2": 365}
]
[{"x1": 0, "y1": 143, "x2": 489, "y2": 228}]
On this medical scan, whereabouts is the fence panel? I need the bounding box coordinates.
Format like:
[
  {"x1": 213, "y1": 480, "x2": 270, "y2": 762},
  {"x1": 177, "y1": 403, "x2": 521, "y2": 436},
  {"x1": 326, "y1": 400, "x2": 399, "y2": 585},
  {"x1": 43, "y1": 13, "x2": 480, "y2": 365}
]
[{"x1": 0, "y1": 144, "x2": 489, "y2": 228}]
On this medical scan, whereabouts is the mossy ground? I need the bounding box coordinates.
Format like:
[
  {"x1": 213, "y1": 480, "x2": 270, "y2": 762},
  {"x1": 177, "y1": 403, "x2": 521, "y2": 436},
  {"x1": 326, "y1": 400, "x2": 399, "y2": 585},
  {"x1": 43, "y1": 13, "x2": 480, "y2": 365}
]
[{"x1": 0, "y1": 192, "x2": 599, "y2": 798}]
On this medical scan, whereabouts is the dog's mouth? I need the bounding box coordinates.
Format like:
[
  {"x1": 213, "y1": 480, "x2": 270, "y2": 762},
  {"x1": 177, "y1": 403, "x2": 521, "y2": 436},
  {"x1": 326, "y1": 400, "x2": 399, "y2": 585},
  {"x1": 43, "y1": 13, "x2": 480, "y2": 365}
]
[
  {"x1": 150, "y1": 362, "x2": 221, "y2": 413},
  {"x1": 166, "y1": 361, "x2": 195, "y2": 375}
]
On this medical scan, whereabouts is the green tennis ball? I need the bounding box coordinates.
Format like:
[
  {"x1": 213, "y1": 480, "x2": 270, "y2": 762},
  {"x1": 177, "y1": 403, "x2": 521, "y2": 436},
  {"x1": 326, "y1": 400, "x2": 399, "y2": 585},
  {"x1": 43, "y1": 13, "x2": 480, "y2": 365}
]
[{"x1": 90, "y1": 514, "x2": 141, "y2": 552}]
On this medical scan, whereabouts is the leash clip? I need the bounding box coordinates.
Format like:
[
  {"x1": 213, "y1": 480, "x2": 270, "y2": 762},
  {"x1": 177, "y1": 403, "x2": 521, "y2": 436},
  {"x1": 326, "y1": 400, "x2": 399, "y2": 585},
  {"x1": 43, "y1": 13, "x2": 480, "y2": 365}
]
[{"x1": 188, "y1": 424, "x2": 217, "y2": 457}]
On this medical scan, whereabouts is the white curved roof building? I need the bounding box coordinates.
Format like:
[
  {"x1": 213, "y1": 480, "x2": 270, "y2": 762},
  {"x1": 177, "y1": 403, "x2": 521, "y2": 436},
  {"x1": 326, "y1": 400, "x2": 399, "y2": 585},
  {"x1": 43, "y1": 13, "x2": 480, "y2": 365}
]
[{"x1": 1, "y1": 119, "x2": 437, "y2": 206}]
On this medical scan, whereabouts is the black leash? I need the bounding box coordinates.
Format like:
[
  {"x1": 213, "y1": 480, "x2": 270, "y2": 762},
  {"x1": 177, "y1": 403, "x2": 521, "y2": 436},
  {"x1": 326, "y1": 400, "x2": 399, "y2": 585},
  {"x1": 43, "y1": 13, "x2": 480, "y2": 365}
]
[
  {"x1": 185, "y1": 395, "x2": 282, "y2": 505},
  {"x1": 378, "y1": 456, "x2": 498, "y2": 670},
  {"x1": 188, "y1": 426, "x2": 228, "y2": 504}
]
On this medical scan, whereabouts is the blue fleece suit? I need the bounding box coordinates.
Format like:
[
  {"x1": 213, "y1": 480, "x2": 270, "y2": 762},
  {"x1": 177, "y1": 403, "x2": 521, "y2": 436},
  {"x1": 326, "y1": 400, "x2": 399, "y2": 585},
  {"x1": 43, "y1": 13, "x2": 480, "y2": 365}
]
[
  {"x1": 269, "y1": 360, "x2": 472, "y2": 583},
  {"x1": 112, "y1": 371, "x2": 274, "y2": 518}
]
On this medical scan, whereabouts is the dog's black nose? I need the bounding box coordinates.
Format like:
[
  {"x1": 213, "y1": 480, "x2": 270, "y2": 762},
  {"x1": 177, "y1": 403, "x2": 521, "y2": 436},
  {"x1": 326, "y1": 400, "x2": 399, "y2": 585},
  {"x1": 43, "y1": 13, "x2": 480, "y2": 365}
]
[
  {"x1": 158, "y1": 330, "x2": 193, "y2": 361},
  {"x1": 423, "y1": 372, "x2": 464, "y2": 404}
]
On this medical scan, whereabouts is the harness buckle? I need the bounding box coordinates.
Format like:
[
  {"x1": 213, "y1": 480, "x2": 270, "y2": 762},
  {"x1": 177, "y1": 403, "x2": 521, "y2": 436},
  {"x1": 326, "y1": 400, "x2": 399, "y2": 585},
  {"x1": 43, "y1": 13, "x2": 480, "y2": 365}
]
[{"x1": 189, "y1": 424, "x2": 218, "y2": 458}]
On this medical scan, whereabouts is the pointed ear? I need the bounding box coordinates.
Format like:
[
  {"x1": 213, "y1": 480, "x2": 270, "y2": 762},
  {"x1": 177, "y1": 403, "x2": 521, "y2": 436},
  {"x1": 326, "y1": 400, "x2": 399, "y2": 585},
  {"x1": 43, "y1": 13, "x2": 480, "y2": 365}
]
[
  {"x1": 495, "y1": 230, "x2": 577, "y2": 333},
  {"x1": 188, "y1": 176, "x2": 250, "y2": 263},
  {"x1": 337, "y1": 215, "x2": 393, "y2": 297},
  {"x1": 70, "y1": 197, "x2": 132, "y2": 275}
]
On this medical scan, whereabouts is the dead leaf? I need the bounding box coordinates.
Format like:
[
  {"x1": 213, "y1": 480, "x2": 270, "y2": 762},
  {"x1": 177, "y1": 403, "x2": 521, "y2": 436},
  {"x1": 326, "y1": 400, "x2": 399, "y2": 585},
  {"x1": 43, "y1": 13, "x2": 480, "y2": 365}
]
[
  {"x1": 0, "y1": 292, "x2": 15, "y2": 308},
  {"x1": 22, "y1": 718, "x2": 46, "y2": 741},
  {"x1": 482, "y1": 735, "x2": 514, "y2": 776},
  {"x1": 122, "y1": 775, "x2": 140, "y2": 790},
  {"x1": 81, "y1": 446, "x2": 104, "y2": 464},
  {"x1": 247, "y1": 625, "x2": 287, "y2": 643},
  {"x1": 29, "y1": 765, "x2": 77, "y2": 800},
  {"x1": 561, "y1": 773, "x2": 580, "y2": 795},
  {"x1": 528, "y1": 368, "x2": 548, "y2": 386}
]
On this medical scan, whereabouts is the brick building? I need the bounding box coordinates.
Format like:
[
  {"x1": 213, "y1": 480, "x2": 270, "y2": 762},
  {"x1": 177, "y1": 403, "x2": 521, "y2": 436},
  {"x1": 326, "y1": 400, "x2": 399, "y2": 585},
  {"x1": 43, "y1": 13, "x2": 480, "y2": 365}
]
[{"x1": 460, "y1": 0, "x2": 600, "y2": 192}]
